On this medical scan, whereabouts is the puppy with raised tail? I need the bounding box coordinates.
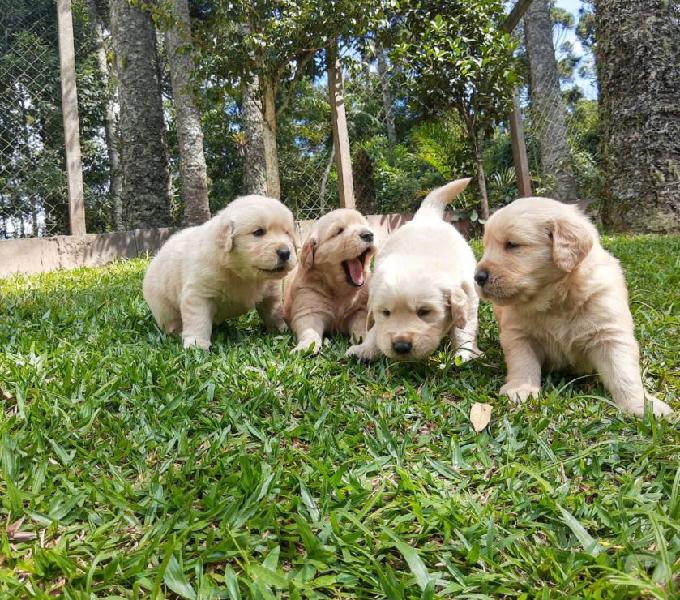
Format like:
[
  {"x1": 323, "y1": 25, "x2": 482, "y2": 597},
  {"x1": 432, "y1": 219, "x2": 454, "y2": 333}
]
[
  {"x1": 143, "y1": 195, "x2": 297, "y2": 350},
  {"x1": 346, "y1": 178, "x2": 481, "y2": 362},
  {"x1": 284, "y1": 209, "x2": 376, "y2": 353},
  {"x1": 475, "y1": 197, "x2": 673, "y2": 417}
]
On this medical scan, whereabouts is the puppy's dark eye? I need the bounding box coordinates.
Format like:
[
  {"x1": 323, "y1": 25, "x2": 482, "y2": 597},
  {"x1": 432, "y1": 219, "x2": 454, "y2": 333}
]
[
  {"x1": 253, "y1": 228, "x2": 266, "y2": 237},
  {"x1": 417, "y1": 308, "x2": 430, "y2": 318},
  {"x1": 505, "y1": 240, "x2": 519, "y2": 250},
  {"x1": 382, "y1": 309, "x2": 391, "y2": 317},
  {"x1": 335, "y1": 227, "x2": 345, "y2": 236}
]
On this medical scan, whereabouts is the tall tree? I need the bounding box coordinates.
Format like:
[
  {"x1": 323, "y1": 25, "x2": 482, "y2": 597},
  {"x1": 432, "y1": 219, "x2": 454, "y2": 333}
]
[
  {"x1": 594, "y1": 0, "x2": 679, "y2": 232},
  {"x1": 392, "y1": 0, "x2": 518, "y2": 220},
  {"x1": 165, "y1": 0, "x2": 211, "y2": 225},
  {"x1": 110, "y1": 0, "x2": 171, "y2": 228},
  {"x1": 524, "y1": 0, "x2": 578, "y2": 202},
  {"x1": 85, "y1": 0, "x2": 123, "y2": 230},
  {"x1": 375, "y1": 40, "x2": 397, "y2": 146},
  {"x1": 241, "y1": 75, "x2": 268, "y2": 195}
]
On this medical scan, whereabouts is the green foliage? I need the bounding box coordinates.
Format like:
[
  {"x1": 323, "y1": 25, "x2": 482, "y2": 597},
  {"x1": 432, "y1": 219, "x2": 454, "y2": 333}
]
[
  {"x1": 390, "y1": 0, "x2": 518, "y2": 133},
  {"x1": 0, "y1": 235, "x2": 678, "y2": 597},
  {"x1": 357, "y1": 135, "x2": 445, "y2": 213}
]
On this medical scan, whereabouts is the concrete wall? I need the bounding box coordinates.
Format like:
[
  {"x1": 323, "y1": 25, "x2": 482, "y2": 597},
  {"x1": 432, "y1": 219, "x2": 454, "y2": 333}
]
[{"x1": 0, "y1": 213, "x2": 469, "y2": 279}]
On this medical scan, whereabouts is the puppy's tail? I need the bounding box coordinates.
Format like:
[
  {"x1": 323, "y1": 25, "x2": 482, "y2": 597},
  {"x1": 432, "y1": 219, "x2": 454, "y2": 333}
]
[{"x1": 414, "y1": 178, "x2": 472, "y2": 221}]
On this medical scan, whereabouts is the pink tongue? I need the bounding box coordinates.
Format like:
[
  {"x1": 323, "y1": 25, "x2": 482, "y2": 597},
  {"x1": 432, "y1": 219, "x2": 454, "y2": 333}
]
[{"x1": 347, "y1": 258, "x2": 365, "y2": 286}]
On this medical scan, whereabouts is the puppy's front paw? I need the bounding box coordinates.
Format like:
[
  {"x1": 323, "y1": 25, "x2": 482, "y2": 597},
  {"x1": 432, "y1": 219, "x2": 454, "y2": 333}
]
[
  {"x1": 455, "y1": 347, "x2": 483, "y2": 364},
  {"x1": 625, "y1": 395, "x2": 674, "y2": 418},
  {"x1": 183, "y1": 336, "x2": 211, "y2": 351},
  {"x1": 269, "y1": 319, "x2": 288, "y2": 334},
  {"x1": 293, "y1": 337, "x2": 322, "y2": 354},
  {"x1": 346, "y1": 343, "x2": 378, "y2": 362},
  {"x1": 649, "y1": 398, "x2": 673, "y2": 418},
  {"x1": 499, "y1": 382, "x2": 540, "y2": 403}
]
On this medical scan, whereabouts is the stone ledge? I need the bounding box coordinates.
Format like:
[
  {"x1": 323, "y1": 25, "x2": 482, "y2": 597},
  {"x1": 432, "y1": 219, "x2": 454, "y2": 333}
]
[{"x1": 0, "y1": 212, "x2": 469, "y2": 278}]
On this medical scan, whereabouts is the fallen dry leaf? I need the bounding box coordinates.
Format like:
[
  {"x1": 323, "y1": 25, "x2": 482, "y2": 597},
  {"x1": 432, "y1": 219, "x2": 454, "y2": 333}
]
[
  {"x1": 6, "y1": 518, "x2": 36, "y2": 541},
  {"x1": 469, "y1": 402, "x2": 493, "y2": 432}
]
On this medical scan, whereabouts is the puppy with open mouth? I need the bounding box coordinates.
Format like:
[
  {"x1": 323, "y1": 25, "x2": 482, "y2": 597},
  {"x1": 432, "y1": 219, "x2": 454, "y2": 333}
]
[
  {"x1": 143, "y1": 195, "x2": 297, "y2": 350},
  {"x1": 475, "y1": 197, "x2": 673, "y2": 417},
  {"x1": 346, "y1": 178, "x2": 481, "y2": 363},
  {"x1": 284, "y1": 208, "x2": 376, "y2": 353}
]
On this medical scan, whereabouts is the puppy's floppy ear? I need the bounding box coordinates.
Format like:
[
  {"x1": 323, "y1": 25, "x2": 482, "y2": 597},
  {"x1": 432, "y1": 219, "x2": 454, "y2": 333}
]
[
  {"x1": 449, "y1": 287, "x2": 468, "y2": 330},
  {"x1": 300, "y1": 236, "x2": 318, "y2": 269},
  {"x1": 217, "y1": 218, "x2": 235, "y2": 252},
  {"x1": 550, "y1": 213, "x2": 593, "y2": 272}
]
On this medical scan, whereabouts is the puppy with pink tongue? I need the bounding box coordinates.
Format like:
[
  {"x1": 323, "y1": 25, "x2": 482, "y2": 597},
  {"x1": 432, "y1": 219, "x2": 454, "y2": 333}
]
[{"x1": 284, "y1": 208, "x2": 376, "y2": 353}]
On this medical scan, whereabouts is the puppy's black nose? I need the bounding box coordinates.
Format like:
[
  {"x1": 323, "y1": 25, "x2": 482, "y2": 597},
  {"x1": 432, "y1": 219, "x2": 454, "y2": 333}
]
[
  {"x1": 277, "y1": 248, "x2": 291, "y2": 262},
  {"x1": 360, "y1": 230, "x2": 374, "y2": 243},
  {"x1": 474, "y1": 270, "x2": 489, "y2": 286},
  {"x1": 392, "y1": 340, "x2": 412, "y2": 355}
]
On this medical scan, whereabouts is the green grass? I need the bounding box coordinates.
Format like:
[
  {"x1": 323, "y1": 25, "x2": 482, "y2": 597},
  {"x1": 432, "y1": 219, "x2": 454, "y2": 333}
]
[{"x1": 1, "y1": 235, "x2": 678, "y2": 599}]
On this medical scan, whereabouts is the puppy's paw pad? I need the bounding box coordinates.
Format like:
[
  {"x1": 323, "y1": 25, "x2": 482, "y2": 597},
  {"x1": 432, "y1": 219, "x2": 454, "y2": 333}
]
[
  {"x1": 499, "y1": 383, "x2": 540, "y2": 403},
  {"x1": 183, "y1": 337, "x2": 211, "y2": 351}
]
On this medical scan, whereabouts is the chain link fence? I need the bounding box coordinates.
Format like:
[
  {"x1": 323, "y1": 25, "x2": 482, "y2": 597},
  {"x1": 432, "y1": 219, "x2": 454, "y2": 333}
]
[
  {"x1": 0, "y1": 2, "x2": 591, "y2": 238},
  {"x1": 0, "y1": 0, "x2": 63, "y2": 237}
]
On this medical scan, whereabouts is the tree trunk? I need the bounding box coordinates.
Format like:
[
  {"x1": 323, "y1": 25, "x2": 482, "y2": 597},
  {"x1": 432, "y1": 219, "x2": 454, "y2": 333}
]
[
  {"x1": 86, "y1": 0, "x2": 123, "y2": 230},
  {"x1": 166, "y1": 0, "x2": 211, "y2": 226},
  {"x1": 261, "y1": 74, "x2": 281, "y2": 199},
  {"x1": 241, "y1": 75, "x2": 268, "y2": 195},
  {"x1": 110, "y1": 0, "x2": 171, "y2": 229},
  {"x1": 524, "y1": 0, "x2": 578, "y2": 203},
  {"x1": 328, "y1": 44, "x2": 355, "y2": 209},
  {"x1": 376, "y1": 41, "x2": 396, "y2": 146},
  {"x1": 594, "y1": 0, "x2": 679, "y2": 233},
  {"x1": 474, "y1": 138, "x2": 490, "y2": 221}
]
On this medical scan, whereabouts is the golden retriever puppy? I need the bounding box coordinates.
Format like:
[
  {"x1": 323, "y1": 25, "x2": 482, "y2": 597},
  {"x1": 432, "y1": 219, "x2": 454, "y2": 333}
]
[
  {"x1": 143, "y1": 195, "x2": 297, "y2": 350},
  {"x1": 346, "y1": 178, "x2": 481, "y2": 362},
  {"x1": 283, "y1": 209, "x2": 376, "y2": 353},
  {"x1": 475, "y1": 197, "x2": 672, "y2": 417}
]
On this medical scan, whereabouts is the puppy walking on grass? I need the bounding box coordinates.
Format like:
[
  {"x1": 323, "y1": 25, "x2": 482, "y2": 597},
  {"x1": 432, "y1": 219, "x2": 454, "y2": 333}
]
[
  {"x1": 143, "y1": 195, "x2": 297, "y2": 350},
  {"x1": 346, "y1": 178, "x2": 481, "y2": 362},
  {"x1": 284, "y1": 209, "x2": 376, "y2": 353},
  {"x1": 475, "y1": 197, "x2": 673, "y2": 417}
]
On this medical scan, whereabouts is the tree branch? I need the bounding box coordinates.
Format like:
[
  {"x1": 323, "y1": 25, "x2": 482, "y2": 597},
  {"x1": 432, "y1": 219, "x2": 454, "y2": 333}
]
[{"x1": 501, "y1": 0, "x2": 535, "y2": 33}]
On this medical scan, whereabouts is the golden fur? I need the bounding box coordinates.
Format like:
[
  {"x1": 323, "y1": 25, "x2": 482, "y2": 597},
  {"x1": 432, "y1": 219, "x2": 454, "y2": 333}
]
[
  {"x1": 346, "y1": 178, "x2": 481, "y2": 362},
  {"x1": 283, "y1": 209, "x2": 376, "y2": 353},
  {"x1": 143, "y1": 195, "x2": 297, "y2": 350},
  {"x1": 476, "y1": 196, "x2": 672, "y2": 417}
]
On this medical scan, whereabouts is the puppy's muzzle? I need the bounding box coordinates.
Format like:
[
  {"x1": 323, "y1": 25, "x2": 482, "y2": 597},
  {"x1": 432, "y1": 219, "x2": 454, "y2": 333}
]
[
  {"x1": 392, "y1": 339, "x2": 412, "y2": 355},
  {"x1": 359, "y1": 230, "x2": 374, "y2": 243},
  {"x1": 474, "y1": 270, "x2": 489, "y2": 287}
]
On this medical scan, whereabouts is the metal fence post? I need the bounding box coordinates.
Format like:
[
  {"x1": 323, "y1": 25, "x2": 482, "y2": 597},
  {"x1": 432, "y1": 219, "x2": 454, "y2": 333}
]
[{"x1": 57, "y1": 0, "x2": 86, "y2": 236}]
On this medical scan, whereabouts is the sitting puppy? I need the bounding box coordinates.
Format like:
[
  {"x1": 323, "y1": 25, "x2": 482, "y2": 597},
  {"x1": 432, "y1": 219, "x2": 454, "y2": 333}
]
[
  {"x1": 475, "y1": 197, "x2": 672, "y2": 417},
  {"x1": 284, "y1": 209, "x2": 376, "y2": 353},
  {"x1": 346, "y1": 178, "x2": 480, "y2": 362},
  {"x1": 143, "y1": 195, "x2": 297, "y2": 349}
]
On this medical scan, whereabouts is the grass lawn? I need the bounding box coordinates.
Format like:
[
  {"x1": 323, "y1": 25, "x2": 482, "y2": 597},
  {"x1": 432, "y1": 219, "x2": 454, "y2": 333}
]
[{"x1": 1, "y1": 235, "x2": 678, "y2": 599}]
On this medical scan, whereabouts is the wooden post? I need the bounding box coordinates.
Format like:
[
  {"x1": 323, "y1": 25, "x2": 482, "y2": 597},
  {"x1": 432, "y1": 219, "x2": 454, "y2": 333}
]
[
  {"x1": 57, "y1": 0, "x2": 86, "y2": 235},
  {"x1": 509, "y1": 91, "x2": 532, "y2": 197},
  {"x1": 328, "y1": 43, "x2": 355, "y2": 209}
]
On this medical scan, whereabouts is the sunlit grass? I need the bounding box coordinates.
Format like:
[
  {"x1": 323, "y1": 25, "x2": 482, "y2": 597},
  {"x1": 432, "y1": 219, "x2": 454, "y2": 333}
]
[{"x1": 0, "y1": 235, "x2": 678, "y2": 598}]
